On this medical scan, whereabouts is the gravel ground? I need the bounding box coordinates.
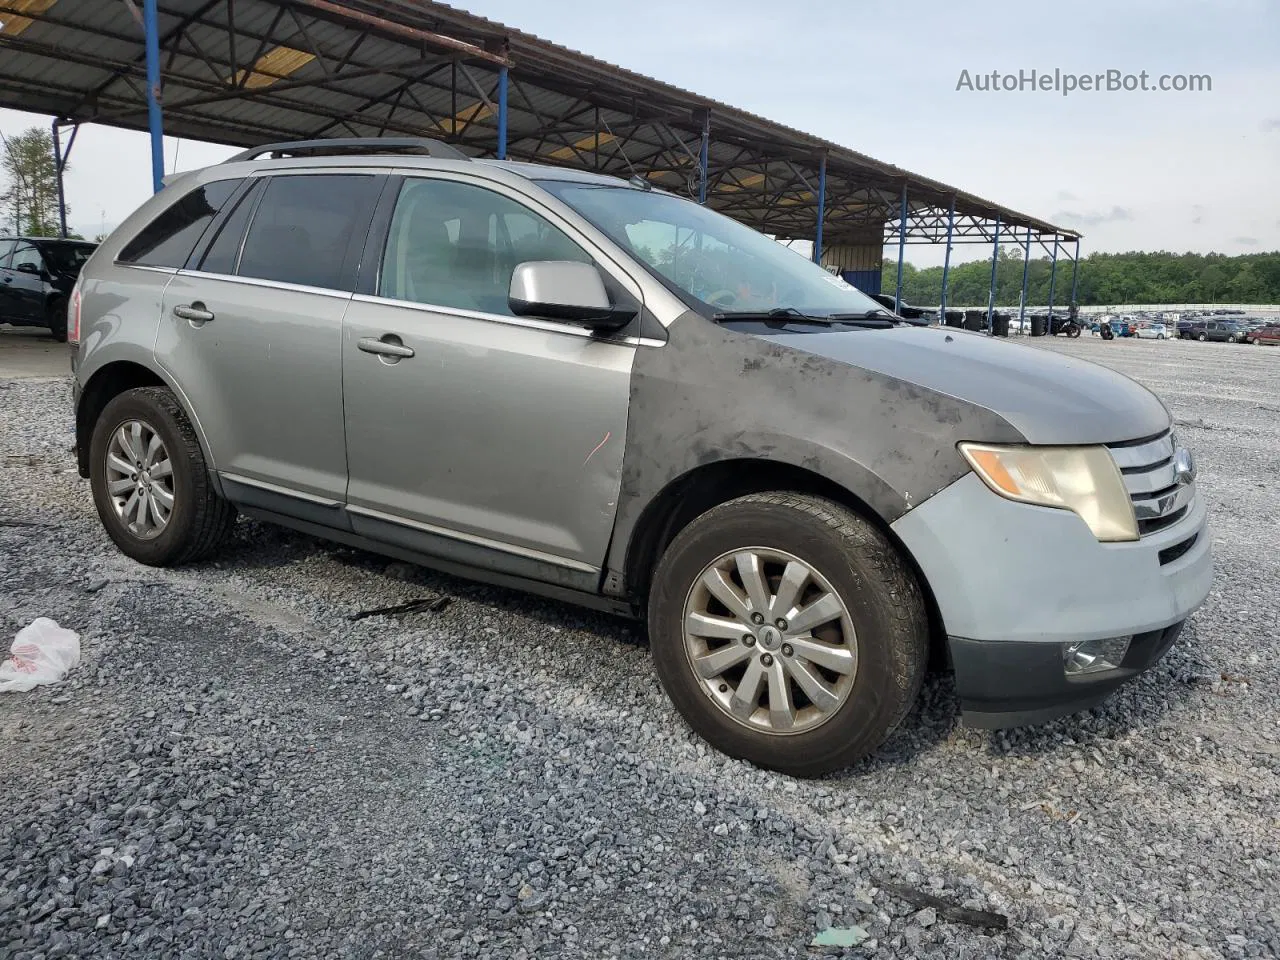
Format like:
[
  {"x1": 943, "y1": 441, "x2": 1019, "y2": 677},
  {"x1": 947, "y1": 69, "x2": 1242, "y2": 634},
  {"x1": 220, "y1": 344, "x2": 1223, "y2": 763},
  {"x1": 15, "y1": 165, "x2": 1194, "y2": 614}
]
[{"x1": 1, "y1": 336, "x2": 1277, "y2": 960}]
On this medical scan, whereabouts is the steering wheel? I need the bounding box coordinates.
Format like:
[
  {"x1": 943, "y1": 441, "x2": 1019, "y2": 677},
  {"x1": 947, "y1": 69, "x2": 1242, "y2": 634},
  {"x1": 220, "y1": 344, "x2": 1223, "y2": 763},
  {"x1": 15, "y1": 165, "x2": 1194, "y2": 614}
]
[{"x1": 704, "y1": 289, "x2": 738, "y2": 308}]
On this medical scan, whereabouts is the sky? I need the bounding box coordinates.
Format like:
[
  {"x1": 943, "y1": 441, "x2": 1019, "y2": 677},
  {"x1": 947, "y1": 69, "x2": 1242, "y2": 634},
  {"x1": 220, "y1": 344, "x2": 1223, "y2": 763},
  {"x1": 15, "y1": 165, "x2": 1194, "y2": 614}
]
[{"x1": 2, "y1": 0, "x2": 1277, "y2": 266}]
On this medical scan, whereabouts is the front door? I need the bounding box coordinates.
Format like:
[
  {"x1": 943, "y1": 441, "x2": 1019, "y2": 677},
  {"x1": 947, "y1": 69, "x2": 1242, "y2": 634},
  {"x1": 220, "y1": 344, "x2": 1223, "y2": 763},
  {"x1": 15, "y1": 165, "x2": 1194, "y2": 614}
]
[
  {"x1": 154, "y1": 171, "x2": 384, "y2": 504},
  {"x1": 340, "y1": 174, "x2": 637, "y2": 585},
  {"x1": 5, "y1": 241, "x2": 48, "y2": 323}
]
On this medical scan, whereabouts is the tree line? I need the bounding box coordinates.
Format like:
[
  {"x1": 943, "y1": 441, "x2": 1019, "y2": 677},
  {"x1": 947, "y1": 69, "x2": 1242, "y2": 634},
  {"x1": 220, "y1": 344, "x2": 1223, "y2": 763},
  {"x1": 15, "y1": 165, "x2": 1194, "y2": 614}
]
[
  {"x1": 1, "y1": 127, "x2": 66, "y2": 237},
  {"x1": 888, "y1": 248, "x2": 1280, "y2": 306}
]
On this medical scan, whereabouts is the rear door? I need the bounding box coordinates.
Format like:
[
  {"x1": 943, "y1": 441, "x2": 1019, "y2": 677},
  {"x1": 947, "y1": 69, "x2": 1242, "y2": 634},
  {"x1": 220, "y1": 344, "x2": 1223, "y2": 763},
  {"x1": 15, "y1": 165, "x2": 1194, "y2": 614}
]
[
  {"x1": 339, "y1": 173, "x2": 639, "y2": 584},
  {"x1": 155, "y1": 171, "x2": 384, "y2": 508},
  {"x1": 0, "y1": 239, "x2": 14, "y2": 319}
]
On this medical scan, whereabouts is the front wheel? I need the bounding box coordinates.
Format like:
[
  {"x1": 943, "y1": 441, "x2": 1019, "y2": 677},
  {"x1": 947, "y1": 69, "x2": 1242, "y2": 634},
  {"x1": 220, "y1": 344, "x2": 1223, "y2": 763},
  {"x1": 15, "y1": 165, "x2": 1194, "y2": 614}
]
[
  {"x1": 89, "y1": 387, "x2": 236, "y2": 566},
  {"x1": 1198, "y1": 333, "x2": 1207, "y2": 341},
  {"x1": 647, "y1": 492, "x2": 928, "y2": 777},
  {"x1": 1066, "y1": 323, "x2": 1081, "y2": 338}
]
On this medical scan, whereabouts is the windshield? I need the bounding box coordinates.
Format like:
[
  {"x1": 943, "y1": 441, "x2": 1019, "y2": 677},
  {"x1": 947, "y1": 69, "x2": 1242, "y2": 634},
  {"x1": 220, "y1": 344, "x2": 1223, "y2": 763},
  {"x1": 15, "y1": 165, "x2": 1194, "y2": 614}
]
[
  {"x1": 539, "y1": 182, "x2": 886, "y2": 319},
  {"x1": 38, "y1": 242, "x2": 95, "y2": 275}
]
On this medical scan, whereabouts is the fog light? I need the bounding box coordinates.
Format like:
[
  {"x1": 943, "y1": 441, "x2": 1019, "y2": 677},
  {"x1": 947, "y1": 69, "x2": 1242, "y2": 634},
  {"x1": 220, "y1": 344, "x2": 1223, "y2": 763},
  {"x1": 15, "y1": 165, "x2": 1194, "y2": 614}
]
[{"x1": 1063, "y1": 636, "x2": 1131, "y2": 676}]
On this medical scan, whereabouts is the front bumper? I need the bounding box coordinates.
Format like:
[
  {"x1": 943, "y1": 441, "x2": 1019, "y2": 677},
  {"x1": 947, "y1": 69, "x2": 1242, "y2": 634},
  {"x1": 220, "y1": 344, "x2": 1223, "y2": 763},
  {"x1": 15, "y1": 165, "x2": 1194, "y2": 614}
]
[{"x1": 892, "y1": 472, "x2": 1212, "y2": 729}]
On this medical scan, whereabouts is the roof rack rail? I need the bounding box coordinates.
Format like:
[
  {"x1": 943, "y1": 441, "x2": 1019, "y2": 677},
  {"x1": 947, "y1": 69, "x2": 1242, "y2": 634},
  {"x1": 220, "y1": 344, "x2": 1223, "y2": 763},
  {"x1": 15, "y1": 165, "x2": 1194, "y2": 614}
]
[{"x1": 224, "y1": 137, "x2": 470, "y2": 163}]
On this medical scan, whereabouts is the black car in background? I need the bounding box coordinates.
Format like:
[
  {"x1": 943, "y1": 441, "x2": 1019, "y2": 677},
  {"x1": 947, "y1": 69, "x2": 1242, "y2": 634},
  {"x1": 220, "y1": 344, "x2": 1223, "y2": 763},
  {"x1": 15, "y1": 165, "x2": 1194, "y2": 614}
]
[
  {"x1": 0, "y1": 236, "x2": 98, "y2": 341},
  {"x1": 1183, "y1": 319, "x2": 1247, "y2": 343}
]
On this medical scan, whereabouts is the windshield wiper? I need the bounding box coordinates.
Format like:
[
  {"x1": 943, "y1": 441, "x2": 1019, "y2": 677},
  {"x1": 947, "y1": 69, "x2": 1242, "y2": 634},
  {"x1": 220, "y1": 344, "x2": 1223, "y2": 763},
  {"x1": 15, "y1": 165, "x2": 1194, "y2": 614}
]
[{"x1": 712, "y1": 307, "x2": 836, "y2": 324}]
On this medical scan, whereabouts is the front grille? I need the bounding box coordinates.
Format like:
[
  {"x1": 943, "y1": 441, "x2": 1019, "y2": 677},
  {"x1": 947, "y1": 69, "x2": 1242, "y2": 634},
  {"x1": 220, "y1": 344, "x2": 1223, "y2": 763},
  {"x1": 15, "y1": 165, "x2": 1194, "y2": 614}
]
[{"x1": 1107, "y1": 430, "x2": 1195, "y2": 537}]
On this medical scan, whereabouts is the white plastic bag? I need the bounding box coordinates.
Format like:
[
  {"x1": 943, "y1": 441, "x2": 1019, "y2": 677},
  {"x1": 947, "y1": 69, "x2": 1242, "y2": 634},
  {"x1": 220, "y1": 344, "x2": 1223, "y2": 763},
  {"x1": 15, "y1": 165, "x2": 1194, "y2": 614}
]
[{"x1": 0, "y1": 618, "x2": 81, "y2": 692}]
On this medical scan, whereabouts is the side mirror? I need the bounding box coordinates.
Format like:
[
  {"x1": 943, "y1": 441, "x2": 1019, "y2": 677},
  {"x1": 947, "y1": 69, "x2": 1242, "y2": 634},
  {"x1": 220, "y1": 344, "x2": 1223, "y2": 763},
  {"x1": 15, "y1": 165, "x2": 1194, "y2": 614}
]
[
  {"x1": 15, "y1": 261, "x2": 41, "y2": 275},
  {"x1": 509, "y1": 261, "x2": 635, "y2": 332}
]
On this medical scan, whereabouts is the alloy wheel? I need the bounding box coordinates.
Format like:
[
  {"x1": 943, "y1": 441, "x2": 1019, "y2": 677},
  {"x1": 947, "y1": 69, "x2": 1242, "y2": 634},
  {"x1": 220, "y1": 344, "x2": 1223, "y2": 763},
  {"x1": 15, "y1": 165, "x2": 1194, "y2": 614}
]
[
  {"x1": 105, "y1": 419, "x2": 175, "y2": 540},
  {"x1": 681, "y1": 548, "x2": 858, "y2": 735}
]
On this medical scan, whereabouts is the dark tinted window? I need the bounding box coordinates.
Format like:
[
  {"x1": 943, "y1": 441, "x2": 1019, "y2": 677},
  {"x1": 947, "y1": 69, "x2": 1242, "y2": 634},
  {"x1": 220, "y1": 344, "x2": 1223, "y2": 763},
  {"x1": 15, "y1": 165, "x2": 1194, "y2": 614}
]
[
  {"x1": 197, "y1": 182, "x2": 262, "y2": 276},
  {"x1": 380, "y1": 178, "x2": 590, "y2": 315},
  {"x1": 118, "y1": 179, "x2": 242, "y2": 267},
  {"x1": 237, "y1": 175, "x2": 379, "y2": 291},
  {"x1": 10, "y1": 243, "x2": 44, "y2": 272},
  {"x1": 0, "y1": 239, "x2": 14, "y2": 267},
  {"x1": 39, "y1": 242, "x2": 95, "y2": 275}
]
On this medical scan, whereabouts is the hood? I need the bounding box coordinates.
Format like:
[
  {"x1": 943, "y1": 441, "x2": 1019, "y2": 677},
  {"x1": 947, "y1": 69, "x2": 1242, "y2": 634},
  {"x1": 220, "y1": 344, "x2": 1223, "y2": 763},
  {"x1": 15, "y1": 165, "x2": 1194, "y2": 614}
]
[{"x1": 757, "y1": 326, "x2": 1171, "y2": 445}]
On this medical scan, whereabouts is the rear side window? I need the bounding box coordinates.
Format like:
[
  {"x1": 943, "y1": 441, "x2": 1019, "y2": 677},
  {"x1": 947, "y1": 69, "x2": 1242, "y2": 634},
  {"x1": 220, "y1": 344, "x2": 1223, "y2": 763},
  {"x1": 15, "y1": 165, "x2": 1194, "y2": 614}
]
[
  {"x1": 118, "y1": 179, "x2": 242, "y2": 267},
  {"x1": 197, "y1": 181, "x2": 262, "y2": 276},
  {"x1": 236, "y1": 174, "x2": 380, "y2": 291}
]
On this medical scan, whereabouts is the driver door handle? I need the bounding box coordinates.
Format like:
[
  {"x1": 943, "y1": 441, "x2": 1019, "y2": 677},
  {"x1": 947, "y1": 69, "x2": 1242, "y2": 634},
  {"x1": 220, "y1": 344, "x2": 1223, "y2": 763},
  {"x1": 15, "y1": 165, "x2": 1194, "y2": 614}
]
[
  {"x1": 173, "y1": 303, "x2": 215, "y2": 323},
  {"x1": 357, "y1": 335, "x2": 415, "y2": 359}
]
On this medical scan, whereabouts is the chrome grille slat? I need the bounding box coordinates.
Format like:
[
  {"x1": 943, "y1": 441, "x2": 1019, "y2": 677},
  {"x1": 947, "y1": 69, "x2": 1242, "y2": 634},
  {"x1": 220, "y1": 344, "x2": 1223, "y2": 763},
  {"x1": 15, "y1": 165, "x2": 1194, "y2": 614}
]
[
  {"x1": 1107, "y1": 429, "x2": 1194, "y2": 538},
  {"x1": 1122, "y1": 460, "x2": 1179, "y2": 496},
  {"x1": 1131, "y1": 482, "x2": 1195, "y2": 521},
  {"x1": 1109, "y1": 433, "x2": 1175, "y2": 470}
]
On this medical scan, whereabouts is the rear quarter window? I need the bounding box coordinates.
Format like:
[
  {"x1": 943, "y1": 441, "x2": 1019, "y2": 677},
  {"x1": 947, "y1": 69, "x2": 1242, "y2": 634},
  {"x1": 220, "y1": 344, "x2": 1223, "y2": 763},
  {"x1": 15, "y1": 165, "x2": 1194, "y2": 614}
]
[{"x1": 118, "y1": 179, "x2": 243, "y2": 268}]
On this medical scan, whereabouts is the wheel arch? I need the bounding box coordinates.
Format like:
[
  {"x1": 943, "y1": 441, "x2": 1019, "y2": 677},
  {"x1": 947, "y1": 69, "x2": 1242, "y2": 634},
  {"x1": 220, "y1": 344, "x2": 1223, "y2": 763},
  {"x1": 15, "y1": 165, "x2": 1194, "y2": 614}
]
[
  {"x1": 618, "y1": 458, "x2": 950, "y2": 669},
  {"x1": 76, "y1": 360, "x2": 214, "y2": 482}
]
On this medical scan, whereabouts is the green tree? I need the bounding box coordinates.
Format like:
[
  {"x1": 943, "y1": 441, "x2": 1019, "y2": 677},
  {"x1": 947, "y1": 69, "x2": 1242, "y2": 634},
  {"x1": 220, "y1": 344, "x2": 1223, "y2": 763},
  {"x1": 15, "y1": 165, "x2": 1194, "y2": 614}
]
[{"x1": 1, "y1": 126, "x2": 65, "y2": 236}]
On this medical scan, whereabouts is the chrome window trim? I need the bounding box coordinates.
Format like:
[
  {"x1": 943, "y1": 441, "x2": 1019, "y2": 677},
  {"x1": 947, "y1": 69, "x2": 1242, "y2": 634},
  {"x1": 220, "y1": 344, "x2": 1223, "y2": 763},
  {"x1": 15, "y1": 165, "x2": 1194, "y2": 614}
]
[
  {"x1": 346, "y1": 503, "x2": 599, "y2": 575},
  {"x1": 349, "y1": 292, "x2": 650, "y2": 345},
  {"x1": 174, "y1": 269, "x2": 353, "y2": 300},
  {"x1": 112, "y1": 263, "x2": 179, "y2": 275}
]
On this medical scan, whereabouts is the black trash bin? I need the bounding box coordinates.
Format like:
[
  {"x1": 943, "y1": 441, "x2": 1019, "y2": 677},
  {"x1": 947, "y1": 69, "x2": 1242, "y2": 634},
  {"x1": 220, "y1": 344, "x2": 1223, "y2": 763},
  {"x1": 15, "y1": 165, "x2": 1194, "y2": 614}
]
[
  {"x1": 963, "y1": 309, "x2": 986, "y2": 331},
  {"x1": 944, "y1": 309, "x2": 964, "y2": 328},
  {"x1": 992, "y1": 312, "x2": 1010, "y2": 337},
  {"x1": 1030, "y1": 314, "x2": 1047, "y2": 337}
]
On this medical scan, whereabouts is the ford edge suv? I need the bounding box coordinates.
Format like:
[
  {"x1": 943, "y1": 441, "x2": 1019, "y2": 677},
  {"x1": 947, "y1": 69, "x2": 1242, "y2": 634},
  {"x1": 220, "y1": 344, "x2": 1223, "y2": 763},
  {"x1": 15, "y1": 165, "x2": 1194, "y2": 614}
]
[{"x1": 68, "y1": 138, "x2": 1212, "y2": 776}]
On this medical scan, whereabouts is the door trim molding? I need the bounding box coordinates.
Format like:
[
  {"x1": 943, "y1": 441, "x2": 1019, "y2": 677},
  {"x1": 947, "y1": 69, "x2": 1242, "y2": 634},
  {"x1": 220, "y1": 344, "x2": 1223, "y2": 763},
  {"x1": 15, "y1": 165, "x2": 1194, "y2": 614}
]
[
  {"x1": 220, "y1": 472, "x2": 342, "y2": 507},
  {"x1": 346, "y1": 503, "x2": 598, "y2": 575}
]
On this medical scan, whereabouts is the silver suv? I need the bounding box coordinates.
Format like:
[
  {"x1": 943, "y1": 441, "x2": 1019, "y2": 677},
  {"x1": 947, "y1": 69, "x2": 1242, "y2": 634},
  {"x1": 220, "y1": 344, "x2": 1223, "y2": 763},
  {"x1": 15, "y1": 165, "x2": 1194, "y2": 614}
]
[{"x1": 70, "y1": 139, "x2": 1212, "y2": 776}]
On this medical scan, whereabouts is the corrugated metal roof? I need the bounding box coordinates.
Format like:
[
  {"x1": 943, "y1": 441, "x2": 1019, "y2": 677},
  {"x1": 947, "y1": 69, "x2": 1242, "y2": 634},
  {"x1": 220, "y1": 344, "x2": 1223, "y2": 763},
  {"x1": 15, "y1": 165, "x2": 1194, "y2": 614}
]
[{"x1": 0, "y1": 0, "x2": 1079, "y2": 244}]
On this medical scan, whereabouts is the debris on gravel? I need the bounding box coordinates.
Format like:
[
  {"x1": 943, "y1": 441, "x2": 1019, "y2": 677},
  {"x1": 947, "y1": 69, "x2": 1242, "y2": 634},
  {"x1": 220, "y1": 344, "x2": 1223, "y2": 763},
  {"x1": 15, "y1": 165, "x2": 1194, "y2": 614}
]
[{"x1": 2, "y1": 337, "x2": 1278, "y2": 959}]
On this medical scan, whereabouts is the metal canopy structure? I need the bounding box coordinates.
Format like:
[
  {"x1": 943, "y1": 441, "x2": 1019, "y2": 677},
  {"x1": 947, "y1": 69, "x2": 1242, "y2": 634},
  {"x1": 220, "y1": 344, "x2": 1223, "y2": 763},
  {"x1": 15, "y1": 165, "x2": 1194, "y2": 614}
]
[{"x1": 0, "y1": 0, "x2": 1081, "y2": 318}]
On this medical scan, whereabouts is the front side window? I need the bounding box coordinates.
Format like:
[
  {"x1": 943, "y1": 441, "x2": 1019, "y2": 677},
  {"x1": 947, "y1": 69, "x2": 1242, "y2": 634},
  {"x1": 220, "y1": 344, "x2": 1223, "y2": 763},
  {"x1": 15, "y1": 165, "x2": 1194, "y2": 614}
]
[
  {"x1": 10, "y1": 243, "x2": 44, "y2": 273},
  {"x1": 540, "y1": 181, "x2": 885, "y2": 319},
  {"x1": 380, "y1": 178, "x2": 592, "y2": 316},
  {"x1": 237, "y1": 174, "x2": 380, "y2": 291},
  {"x1": 118, "y1": 178, "x2": 242, "y2": 268}
]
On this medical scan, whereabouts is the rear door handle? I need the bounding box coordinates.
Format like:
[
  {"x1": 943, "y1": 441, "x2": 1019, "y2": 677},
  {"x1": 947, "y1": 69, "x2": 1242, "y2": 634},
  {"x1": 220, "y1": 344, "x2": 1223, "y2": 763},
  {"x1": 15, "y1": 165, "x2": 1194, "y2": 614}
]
[
  {"x1": 357, "y1": 335, "x2": 415, "y2": 360},
  {"x1": 173, "y1": 303, "x2": 214, "y2": 323}
]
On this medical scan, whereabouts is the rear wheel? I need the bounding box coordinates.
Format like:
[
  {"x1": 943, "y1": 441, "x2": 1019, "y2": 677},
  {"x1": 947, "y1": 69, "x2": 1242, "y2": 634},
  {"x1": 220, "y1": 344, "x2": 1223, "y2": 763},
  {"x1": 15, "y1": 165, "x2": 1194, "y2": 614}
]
[
  {"x1": 46, "y1": 297, "x2": 67, "y2": 342},
  {"x1": 647, "y1": 492, "x2": 928, "y2": 777},
  {"x1": 89, "y1": 386, "x2": 235, "y2": 566},
  {"x1": 1198, "y1": 333, "x2": 1207, "y2": 341}
]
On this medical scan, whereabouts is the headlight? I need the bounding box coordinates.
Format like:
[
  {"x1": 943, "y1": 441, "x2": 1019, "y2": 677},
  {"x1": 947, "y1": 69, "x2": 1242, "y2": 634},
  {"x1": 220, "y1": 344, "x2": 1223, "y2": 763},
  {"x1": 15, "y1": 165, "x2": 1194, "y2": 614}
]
[{"x1": 958, "y1": 443, "x2": 1138, "y2": 542}]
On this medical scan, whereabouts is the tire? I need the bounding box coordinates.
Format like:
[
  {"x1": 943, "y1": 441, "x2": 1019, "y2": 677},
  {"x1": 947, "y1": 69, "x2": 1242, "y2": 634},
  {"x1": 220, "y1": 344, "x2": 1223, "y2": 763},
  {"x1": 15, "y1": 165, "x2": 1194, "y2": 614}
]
[
  {"x1": 1066, "y1": 324, "x2": 1081, "y2": 338},
  {"x1": 46, "y1": 297, "x2": 67, "y2": 342},
  {"x1": 1198, "y1": 334, "x2": 1207, "y2": 342},
  {"x1": 647, "y1": 492, "x2": 928, "y2": 777},
  {"x1": 89, "y1": 386, "x2": 235, "y2": 566}
]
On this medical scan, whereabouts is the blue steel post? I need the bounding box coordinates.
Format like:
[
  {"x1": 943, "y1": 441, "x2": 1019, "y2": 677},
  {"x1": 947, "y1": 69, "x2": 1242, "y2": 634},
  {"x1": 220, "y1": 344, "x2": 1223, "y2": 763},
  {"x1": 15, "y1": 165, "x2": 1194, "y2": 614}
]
[
  {"x1": 1069, "y1": 237, "x2": 1081, "y2": 306},
  {"x1": 894, "y1": 184, "x2": 907, "y2": 311},
  {"x1": 1019, "y1": 227, "x2": 1032, "y2": 331},
  {"x1": 812, "y1": 153, "x2": 827, "y2": 265},
  {"x1": 1046, "y1": 236, "x2": 1060, "y2": 327},
  {"x1": 939, "y1": 195, "x2": 956, "y2": 323},
  {"x1": 143, "y1": 0, "x2": 164, "y2": 193},
  {"x1": 698, "y1": 109, "x2": 710, "y2": 204},
  {"x1": 496, "y1": 66, "x2": 508, "y2": 160},
  {"x1": 985, "y1": 214, "x2": 1001, "y2": 333}
]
